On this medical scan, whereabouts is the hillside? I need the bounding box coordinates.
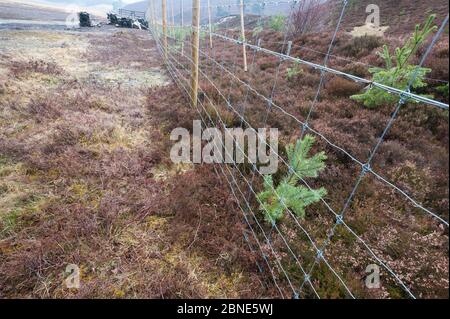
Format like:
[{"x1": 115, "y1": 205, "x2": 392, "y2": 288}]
[
  {"x1": 0, "y1": 0, "x2": 69, "y2": 21},
  {"x1": 339, "y1": 0, "x2": 450, "y2": 35},
  {"x1": 0, "y1": 0, "x2": 117, "y2": 20},
  {"x1": 124, "y1": 0, "x2": 291, "y2": 23},
  {"x1": 123, "y1": 0, "x2": 146, "y2": 12},
  {"x1": 125, "y1": 0, "x2": 449, "y2": 32}
]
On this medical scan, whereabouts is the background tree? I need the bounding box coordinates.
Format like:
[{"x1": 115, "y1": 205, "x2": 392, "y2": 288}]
[{"x1": 291, "y1": 0, "x2": 325, "y2": 36}]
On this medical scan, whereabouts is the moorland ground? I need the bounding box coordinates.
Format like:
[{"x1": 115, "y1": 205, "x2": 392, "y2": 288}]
[
  {"x1": 0, "y1": 26, "x2": 269, "y2": 298},
  {"x1": 0, "y1": 0, "x2": 449, "y2": 299}
]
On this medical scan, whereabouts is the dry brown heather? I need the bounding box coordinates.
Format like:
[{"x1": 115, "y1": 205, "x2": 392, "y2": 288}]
[
  {"x1": 0, "y1": 13, "x2": 448, "y2": 298},
  {"x1": 0, "y1": 28, "x2": 268, "y2": 298}
]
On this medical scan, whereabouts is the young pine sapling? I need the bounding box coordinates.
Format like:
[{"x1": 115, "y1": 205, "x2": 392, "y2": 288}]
[
  {"x1": 269, "y1": 15, "x2": 287, "y2": 32},
  {"x1": 351, "y1": 14, "x2": 438, "y2": 108},
  {"x1": 287, "y1": 64, "x2": 303, "y2": 80},
  {"x1": 257, "y1": 135, "x2": 327, "y2": 224}
]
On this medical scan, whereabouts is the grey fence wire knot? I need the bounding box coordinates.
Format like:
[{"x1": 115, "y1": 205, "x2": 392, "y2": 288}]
[{"x1": 148, "y1": 0, "x2": 450, "y2": 299}]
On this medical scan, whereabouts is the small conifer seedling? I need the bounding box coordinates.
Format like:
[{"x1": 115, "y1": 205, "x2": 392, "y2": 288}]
[{"x1": 257, "y1": 135, "x2": 327, "y2": 224}]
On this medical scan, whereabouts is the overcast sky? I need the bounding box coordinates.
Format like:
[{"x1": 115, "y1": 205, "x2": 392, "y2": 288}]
[{"x1": 31, "y1": 0, "x2": 139, "y2": 4}]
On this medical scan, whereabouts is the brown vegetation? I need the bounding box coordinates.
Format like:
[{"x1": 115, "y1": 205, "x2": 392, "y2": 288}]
[
  {"x1": 1, "y1": 0, "x2": 449, "y2": 299},
  {"x1": 0, "y1": 28, "x2": 270, "y2": 298},
  {"x1": 163, "y1": 9, "x2": 449, "y2": 298}
]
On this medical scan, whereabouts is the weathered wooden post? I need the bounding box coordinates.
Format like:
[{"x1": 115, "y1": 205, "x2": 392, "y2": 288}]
[
  {"x1": 240, "y1": 0, "x2": 248, "y2": 72},
  {"x1": 207, "y1": 0, "x2": 213, "y2": 49},
  {"x1": 191, "y1": 0, "x2": 200, "y2": 107},
  {"x1": 162, "y1": 0, "x2": 168, "y2": 60},
  {"x1": 171, "y1": 0, "x2": 175, "y2": 35},
  {"x1": 149, "y1": 0, "x2": 156, "y2": 27},
  {"x1": 181, "y1": 0, "x2": 184, "y2": 56},
  {"x1": 146, "y1": 0, "x2": 151, "y2": 26},
  {"x1": 172, "y1": 1, "x2": 175, "y2": 27}
]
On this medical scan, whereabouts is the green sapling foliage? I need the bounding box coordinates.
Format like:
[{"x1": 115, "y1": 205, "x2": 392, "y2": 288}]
[
  {"x1": 351, "y1": 15, "x2": 438, "y2": 108},
  {"x1": 257, "y1": 135, "x2": 327, "y2": 224}
]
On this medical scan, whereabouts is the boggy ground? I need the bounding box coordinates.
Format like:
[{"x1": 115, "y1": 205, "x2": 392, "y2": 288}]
[{"x1": 0, "y1": 27, "x2": 273, "y2": 298}]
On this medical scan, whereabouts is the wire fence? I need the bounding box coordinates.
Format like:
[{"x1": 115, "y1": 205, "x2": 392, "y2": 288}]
[
  {"x1": 118, "y1": 9, "x2": 147, "y2": 19},
  {"x1": 147, "y1": 0, "x2": 449, "y2": 298}
]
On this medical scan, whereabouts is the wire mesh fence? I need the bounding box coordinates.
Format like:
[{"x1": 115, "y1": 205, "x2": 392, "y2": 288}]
[
  {"x1": 118, "y1": 8, "x2": 147, "y2": 19},
  {"x1": 146, "y1": 0, "x2": 449, "y2": 298}
]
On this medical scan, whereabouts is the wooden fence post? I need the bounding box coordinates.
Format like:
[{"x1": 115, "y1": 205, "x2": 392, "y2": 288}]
[
  {"x1": 191, "y1": 0, "x2": 200, "y2": 108},
  {"x1": 207, "y1": 0, "x2": 213, "y2": 49},
  {"x1": 171, "y1": 0, "x2": 175, "y2": 36},
  {"x1": 181, "y1": 0, "x2": 184, "y2": 56},
  {"x1": 149, "y1": 0, "x2": 155, "y2": 27},
  {"x1": 240, "y1": 0, "x2": 248, "y2": 72},
  {"x1": 172, "y1": 1, "x2": 176, "y2": 26},
  {"x1": 146, "y1": 0, "x2": 151, "y2": 25},
  {"x1": 162, "y1": 0, "x2": 168, "y2": 61}
]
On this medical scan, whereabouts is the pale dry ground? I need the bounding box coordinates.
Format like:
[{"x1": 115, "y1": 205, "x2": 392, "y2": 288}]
[
  {"x1": 0, "y1": 27, "x2": 263, "y2": 298},
  {"x1": 350, "y1": 22, "x2": 390, "y2": 37},
  {"x1": 0, "y1": 28, "x2": 168, "y2": 101}
]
